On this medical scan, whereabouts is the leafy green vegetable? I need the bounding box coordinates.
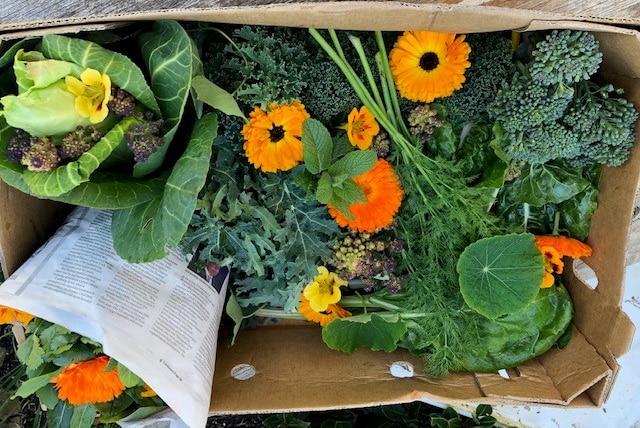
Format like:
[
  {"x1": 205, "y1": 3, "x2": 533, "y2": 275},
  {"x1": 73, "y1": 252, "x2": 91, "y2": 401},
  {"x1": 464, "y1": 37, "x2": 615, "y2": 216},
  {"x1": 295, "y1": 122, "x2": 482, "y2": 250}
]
[
  {"x1": 322, "y1": 313, "x2": 407, "y2": 353},
  {"x1": 191, "y1": 75, "x2": 245, "y2": 119},
  {"x1": 460, "y1": 284, "x2": 573, "y2": 372},
  {"x1": 514, "y1": 163, "x2": 590, "y2": 207},
  {"x1": 41, "y1": 34, "x2": 160, "y2": 117},
  {"x1": 70, "y1": 404, "x2": 96, "y2": 428},
  {"x1": 302, "y1": 118, "x2": 333, "y2": 174},
  {"x1": 134, "y1": 20, "x2": 194, "y2": 177},
  {"x1": 112, "y1": 112, "x2": 218, "y2": 262},
  {"x1": 457, "y1": 233, "x2": 544, "y2": 319}
]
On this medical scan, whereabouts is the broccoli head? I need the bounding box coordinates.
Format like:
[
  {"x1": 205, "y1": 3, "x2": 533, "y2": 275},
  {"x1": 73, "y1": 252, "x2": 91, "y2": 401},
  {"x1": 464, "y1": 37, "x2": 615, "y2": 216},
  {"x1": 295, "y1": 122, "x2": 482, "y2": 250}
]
[{"x1": 124, "y1": 114, "x2": 165, "y2": 163}]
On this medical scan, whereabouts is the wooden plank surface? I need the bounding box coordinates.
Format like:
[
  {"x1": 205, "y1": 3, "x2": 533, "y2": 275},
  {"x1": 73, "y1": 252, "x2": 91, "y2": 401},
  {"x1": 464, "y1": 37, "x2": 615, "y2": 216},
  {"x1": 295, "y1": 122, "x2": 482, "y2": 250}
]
[{"x1": 1, "y1": 0, "x2": 640, "y2": 33}]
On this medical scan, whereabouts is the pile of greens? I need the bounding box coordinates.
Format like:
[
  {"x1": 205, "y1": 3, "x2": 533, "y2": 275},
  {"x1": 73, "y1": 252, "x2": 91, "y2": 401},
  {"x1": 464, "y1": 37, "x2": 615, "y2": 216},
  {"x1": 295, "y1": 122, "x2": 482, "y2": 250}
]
[{"x1": 0, "y1": 20, "x2": 228, "y2": 263}]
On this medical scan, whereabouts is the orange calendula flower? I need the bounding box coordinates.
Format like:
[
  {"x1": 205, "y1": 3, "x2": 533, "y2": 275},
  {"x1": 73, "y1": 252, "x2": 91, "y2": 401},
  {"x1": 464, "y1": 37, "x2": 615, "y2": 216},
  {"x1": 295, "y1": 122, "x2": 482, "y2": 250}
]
[
  {"x1": 0, "y1": 306, "x2": 34, "y2": 325},
  {"x1": 65, "y1": 68, "x2": 111, "y2": 124},
  {"x1": 299, "y1": 294, "x2": 351, "y2": 327},
  {"x1": 328, "y1": 158, "x2": 403, "y2": 232},
  {"x1": 51, "y1": 355, "x2": 126, "y2": 405},
  {"x1": 303, "y1": 266, "x2": 348, "y2": 312},
  {"x1": 534, "y1": 235, "x2": 592, "y2": 288},
  {"x1": 241, "y1": 101, "x2": 310, "y2": 173},
  {"x1": 342, "y1": 106, "x2": 380, "y2": 150},
  {"x1": 389, "y1": 31, "x2": 471, "y2": 103}
]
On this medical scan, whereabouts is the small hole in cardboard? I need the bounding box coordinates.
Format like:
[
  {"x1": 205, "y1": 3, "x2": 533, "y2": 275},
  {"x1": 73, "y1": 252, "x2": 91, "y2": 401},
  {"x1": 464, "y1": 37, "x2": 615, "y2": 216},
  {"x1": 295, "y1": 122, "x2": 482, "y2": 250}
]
[
  {"x1": 230, "y1": 364, "x2": 256, "y2": 380},
  {"x1": 498, "y1": 369, "x2": 510, "y2": 379},
  {"x1": 573, "y1": 259, "x2": 598, "y2": 290},
  {"x1": 389, "y1": 361, "x2": 414, "y2": 378}
]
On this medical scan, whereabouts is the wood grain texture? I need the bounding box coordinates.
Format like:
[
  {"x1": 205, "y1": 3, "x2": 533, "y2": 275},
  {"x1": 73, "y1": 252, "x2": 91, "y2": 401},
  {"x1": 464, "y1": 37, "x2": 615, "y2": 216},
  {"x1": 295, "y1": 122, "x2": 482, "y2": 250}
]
[{"x1": 1, "y1": 0, "x2": 639, "y2": 33}]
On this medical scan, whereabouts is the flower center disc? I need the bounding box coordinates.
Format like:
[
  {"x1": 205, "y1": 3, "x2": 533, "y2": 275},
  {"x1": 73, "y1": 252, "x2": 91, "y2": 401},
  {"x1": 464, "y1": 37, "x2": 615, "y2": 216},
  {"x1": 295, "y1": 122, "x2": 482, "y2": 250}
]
[
  {"x1": 419, "y1": 52, "x2": 439, "y2": 71},
  {"x1": 269, "y1": 125, "x2": 285, "y2": 143}
]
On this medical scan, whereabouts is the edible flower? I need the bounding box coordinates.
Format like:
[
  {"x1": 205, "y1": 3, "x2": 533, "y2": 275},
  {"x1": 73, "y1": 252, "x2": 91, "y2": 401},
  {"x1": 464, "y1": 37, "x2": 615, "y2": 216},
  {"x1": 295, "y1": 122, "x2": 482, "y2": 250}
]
[
  {"x1": 389, "y1": 31, "x2": 471, "y2": 103},
  {"x1": 328, "y1": 158, "x2": 403, "y2": 232},
  {"x1": 535, "y1": 235, "x2": 593, "y2": 288},
  {"x1": 65, "y1": 68, "x2": 111, "y2": 124},
  {"x1": 302, "y1": 266, "x2": 348, "y2": 312},
  {"x1": 51, "y1": 355, "x2": 126, "y2": 405},
  {"x1": 342, "y1": 105, "x2": 380, "y2": 150},
  {"x1": 0, "y1": 306, "x2": 34, "y2": 325},
  {"x1": 241, "y1": 100, "x2": 310, "y2": 173},
  {"x1": 299, "y1": 294, "x2": 351, "y2": 326},
  {"x1": 141, "y1": 383, "x2": 158, "y2": 398}
]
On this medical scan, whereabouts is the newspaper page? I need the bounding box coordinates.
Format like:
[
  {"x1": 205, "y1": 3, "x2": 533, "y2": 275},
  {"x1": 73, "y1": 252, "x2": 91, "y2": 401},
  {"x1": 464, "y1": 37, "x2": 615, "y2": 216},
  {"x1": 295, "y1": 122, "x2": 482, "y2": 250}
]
[{"x1": 0, "y1": 207, "x2": 229, "y2": 428}]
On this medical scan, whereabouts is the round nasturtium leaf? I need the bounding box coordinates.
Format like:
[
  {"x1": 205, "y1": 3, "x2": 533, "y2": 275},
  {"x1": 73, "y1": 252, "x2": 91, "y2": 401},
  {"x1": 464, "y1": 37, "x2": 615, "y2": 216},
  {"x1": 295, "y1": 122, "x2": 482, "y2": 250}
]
[{"x1": 456, "y1": 233, "x2": 544, "y2": 319}]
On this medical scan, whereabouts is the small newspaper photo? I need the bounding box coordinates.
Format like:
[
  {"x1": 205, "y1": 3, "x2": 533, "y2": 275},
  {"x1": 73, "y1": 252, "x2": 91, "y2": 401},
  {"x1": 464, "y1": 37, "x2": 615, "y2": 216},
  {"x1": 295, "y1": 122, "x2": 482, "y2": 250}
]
[{"x1": 0, "y1": 207, "x2": 229, "y2": 428}]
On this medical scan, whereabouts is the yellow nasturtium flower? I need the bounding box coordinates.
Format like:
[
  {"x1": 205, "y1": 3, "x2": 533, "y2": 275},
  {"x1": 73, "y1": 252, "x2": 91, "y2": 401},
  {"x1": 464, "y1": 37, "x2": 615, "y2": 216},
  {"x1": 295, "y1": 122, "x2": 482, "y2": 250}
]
[
  {"x1": 302, "y1": 266, "x2": 348, "y2": 312},
  {"x1": 65, "y1": 68, "x2": 111, "y2": 124},
  {"x1": 0, "y1": 50, "x2": 110, "y2": 137}
]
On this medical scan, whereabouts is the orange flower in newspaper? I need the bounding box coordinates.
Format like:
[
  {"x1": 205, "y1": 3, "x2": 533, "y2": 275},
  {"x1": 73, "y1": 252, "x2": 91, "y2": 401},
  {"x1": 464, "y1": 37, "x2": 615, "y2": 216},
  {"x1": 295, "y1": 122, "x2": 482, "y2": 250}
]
[
  {"x1": 389, "y1": 31, "x2": 470, "y2": 102},
  {"x1": 51, "y1": 355, "x2": 125, "y2": 405},
  {"x1": 328, "y1": 158, "x2": 403, "y2": 232},
  {"x1": 299, "y1": 294, "x2": 351, "y2": 327},
  {"x1": 241, "y1": 101, "x2": 310, "y2": 173},
  {"x1": 0, "y1": 306, "x2": 34, "y2": 325},
  {"x1": 342, "y1": 106, "x2": 380, "y2": 150},
  {"x1": 141, "y1": 383, "x2": 158, "y2": 398},
  {"x1": 534, "y1": 235, "x2": 592, "y2": 288}
]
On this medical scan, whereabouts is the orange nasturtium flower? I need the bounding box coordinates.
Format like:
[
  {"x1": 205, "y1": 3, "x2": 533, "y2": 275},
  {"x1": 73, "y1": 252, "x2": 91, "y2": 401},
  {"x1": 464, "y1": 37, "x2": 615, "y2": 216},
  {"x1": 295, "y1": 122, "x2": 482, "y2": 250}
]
[
  {"x1": 51, "y1": 355, "x2": 126, "y2": 405},
  {"x1": 241, "y1": 100, "x2": 310, "y2": 173},
  {"x1": 0, "y1": 306, "x2": 34, "y2": 325},
  {"x1": 328, "y1": 158, "x2": 403, "y2": 232},
  {"x1": 389, "y1": 31, "x2": 471, "y2": 103},
  {"x1": 535, "y1": 235, "x2": 593, "y2": 288},
  {"x1": 342, "y1": 106, "x2": 380, "y2": 150},
  {"x1": 299, "y1": 294, "x2": 351, "y2": 327},
  {"x1": 65, "y1": 68, "x2": 111, "y2": 124}
]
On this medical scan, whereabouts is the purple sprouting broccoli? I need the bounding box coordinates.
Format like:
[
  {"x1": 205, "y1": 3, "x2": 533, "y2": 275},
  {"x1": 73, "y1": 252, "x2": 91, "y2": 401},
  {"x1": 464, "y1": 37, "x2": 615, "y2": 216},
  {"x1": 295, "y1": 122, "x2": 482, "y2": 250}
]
[
  {"x1": 59, "y1": 126, "x2": 103, "y2": 160},
  {"x1": 7, "y1": 128, "x2": 31, "y2": 163},
  {"x1": 124, "y1": 113, "x2": 165, "y2": 163},
  {"x1": 18, "y1": 136, "x2": 60, "y2": 172},
  {"x1": 108, "y1": 87, "x2": 137, "y2": 117}
]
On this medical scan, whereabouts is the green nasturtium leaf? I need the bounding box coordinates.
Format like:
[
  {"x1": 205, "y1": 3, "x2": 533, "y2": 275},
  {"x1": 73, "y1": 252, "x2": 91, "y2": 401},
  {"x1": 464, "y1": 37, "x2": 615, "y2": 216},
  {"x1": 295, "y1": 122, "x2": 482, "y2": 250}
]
[
  {"x1": 40, "y1": 34, "x2": 160, "y2": 117},
  {"x1": 457, "y1": 233, "x2": 544, "y2": 320},
  {"x1": 302, "y1": 118, "x2": 333, "y2": 175},
  {"x1": 322, "y1": 313, "x2": 407, "y2": 353},
  {"x1": 111, "y1": 112, "x2": 218, "y2": 262},
  {"x1": 460, "y1": 284, "x2": 574, "y2": 372},
  {"x1": 134, "y1": 20, "x2": 194, "y2": 177}
]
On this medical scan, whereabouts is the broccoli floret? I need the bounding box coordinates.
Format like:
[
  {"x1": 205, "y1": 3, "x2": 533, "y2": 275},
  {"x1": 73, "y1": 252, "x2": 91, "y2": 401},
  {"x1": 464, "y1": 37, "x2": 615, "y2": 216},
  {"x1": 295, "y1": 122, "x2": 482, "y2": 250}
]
[
  {"x1": 371, "y1": 132, "x2": 391, "y2": 158},
  {"x1": 124, "y1": 114, "x2": 165, "y2": 163},
  {"x1": 439, "y1": 32, "x2": 516, "y2": 126},
  {"x1": 529, "y1": 30, "x2": 602, "y2": 86},
  {"x1": 59, "y1": 126, "x2": 103, "y2": 160},
  {"x1": 407, "y1": 104, "x2": 444, "y2": 144},
  {"x1": 108, "y1": 87, "x2": 137, "y2": 117},
  {"x1": 6, "y1": 128, "x2": 31, "y2": 163},
  {"x1": 489, "y1": 29, "x2": 638, "y2": 167},
  {"x1": 19, "y1": 136, "x2": 60, "y2": 172}
]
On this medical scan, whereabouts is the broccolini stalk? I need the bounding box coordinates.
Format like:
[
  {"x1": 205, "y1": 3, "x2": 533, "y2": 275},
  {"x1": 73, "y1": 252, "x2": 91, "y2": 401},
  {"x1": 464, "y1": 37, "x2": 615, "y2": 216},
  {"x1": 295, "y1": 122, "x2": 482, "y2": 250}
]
[{"x1": 309, "y1": 29, "x2": 505, "y2": 376}]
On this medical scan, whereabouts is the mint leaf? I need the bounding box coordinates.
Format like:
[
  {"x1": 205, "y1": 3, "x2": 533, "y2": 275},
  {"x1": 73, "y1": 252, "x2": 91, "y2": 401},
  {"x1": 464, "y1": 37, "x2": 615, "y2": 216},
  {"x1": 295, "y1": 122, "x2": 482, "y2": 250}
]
[
  {"x1": 302, "y1": 118, "x2": 333, "y2": 174},
  {"x1": 316, "y1": 171, "x2": 333, "y2": 204},
  {"x1": 327, "y1": 149, "x2": 376, "y2": 178}
]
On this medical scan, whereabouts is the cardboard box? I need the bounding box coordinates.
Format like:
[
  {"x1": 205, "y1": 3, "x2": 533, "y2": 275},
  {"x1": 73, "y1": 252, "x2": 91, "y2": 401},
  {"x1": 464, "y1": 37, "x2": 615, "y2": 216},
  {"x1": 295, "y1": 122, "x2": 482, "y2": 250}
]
[{"x1": 0, "y1": 0, "x2": 638, "y2": 417}]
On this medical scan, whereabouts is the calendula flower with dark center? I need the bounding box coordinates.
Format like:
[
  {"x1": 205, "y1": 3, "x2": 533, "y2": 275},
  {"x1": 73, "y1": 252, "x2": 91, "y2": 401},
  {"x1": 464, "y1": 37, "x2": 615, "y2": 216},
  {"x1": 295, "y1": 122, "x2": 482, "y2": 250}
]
[
  {"x1": 389, "y1": 31, "x2": 471, "y2": 102},
  {"x1": 241, "y1": 101, "x2": 310, "y2": 173}
]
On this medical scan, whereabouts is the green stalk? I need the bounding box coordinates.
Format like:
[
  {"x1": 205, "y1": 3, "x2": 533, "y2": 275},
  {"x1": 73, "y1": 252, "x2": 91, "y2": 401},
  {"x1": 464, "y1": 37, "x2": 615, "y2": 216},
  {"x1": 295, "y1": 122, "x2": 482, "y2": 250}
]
[
  {"x1": 254, "y1": 308, "x2": 306, "y2": 320},
  {"x1": 348, "y1": 34, "x2": 385, "y2": 112}
]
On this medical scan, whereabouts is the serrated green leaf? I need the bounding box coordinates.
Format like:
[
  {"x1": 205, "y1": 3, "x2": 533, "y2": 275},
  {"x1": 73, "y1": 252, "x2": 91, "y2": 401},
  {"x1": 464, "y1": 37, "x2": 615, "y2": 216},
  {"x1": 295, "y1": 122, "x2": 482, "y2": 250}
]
[
  {"x1": 327, "y1": 149, "x2": 376, "y2": 178},
  {"x1": 112, "y1": 112, "x2": 217, "y2": 262},
  {"x1": 117, "y1": 361, "x2": 143, "y2": 388},
  {"x1": 134, "y1": 20, "x2": 193, "y2": 177},
  {"x1": 192, "y1": 75, "x2": 245, "y2": 119},
  {"x1": 40, "y1": 34, "x2": 160, "y2": 116},
  {"x1": 457, "y1": 233, "x2": 544, "y2": 320},
  {"x1": 302, "y1": 118, "x2": 333, "y2": 174},
  {"x1": 316, "y1": 171, "x2": 333, "y2": 204},
  {"x1": 16, "y1": 335, "x2": 45, "y2": 371},
  {"x1": 322, "y1": 313, "x2": 407, "y2": 353},
  {"x1": 70, "y1": 404, "x2": 96, "y2": 428},
  {"x1": 332, "y1": 178, "x2": 366, "y2": 205},
  {"x1": 329, "y1": 193, "x2": 355, "y2": 221}
]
